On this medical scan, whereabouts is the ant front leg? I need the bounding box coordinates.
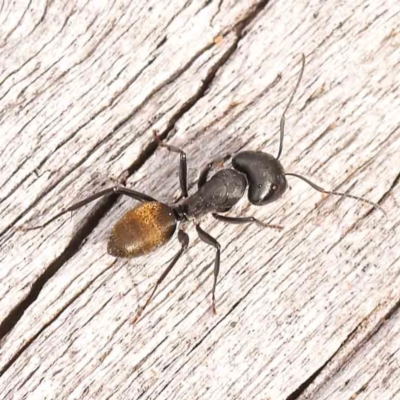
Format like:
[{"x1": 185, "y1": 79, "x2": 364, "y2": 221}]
[
  {"x1": 154, "y1": 131, "x2": 188, "y2": 198},
  {"x1": 212, "y1": 214, "x2": 283, "y2": 231},
  {"x1": 198, "y1": 154, "x2": 232, "y2": 189}
]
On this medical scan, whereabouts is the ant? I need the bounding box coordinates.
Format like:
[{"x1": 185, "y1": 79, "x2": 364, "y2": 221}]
[{"x1": 22, "y1": 54, "x2": 385, "y2": 324}]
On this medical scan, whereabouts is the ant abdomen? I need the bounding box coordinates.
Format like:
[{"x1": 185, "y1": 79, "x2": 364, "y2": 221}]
[
  {"x1": 107, "y1": 202, "x2": 177, "y2": 258},
  {"x1": 232, "y1": 151, "x2": 287, "y2": 205}
]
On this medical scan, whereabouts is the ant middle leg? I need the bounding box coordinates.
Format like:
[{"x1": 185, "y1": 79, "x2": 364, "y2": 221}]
[
  {"x1": 153, "y1": 131, "x2": 188, "y2": 198},
  {"x1": 212, "y1": 213, "x2": 283, "y2": 230},
  {"x1": 195, "y1": 224, "x2": 221, "y2": 315},
  {"x1": 132, "y1": 229, "x2": 189, "y2": 324}
]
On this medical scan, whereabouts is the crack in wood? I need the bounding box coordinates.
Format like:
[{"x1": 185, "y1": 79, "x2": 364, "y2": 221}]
[
  {"x1": 0, "y1": 0, "x2": 272, "y2": 240},
  {"x1": 284, "y1": 321, "x2": 362, "y2": 400},
  {"x1": 288, "y1": 296, "x2": 400, "y2": 399},
  {"x1": 0, "y1": 204, "x2": 119, "y2": 377},
  {"x1": 0, "y1": 0, "x2": 273, "y2": 378},
  {"x1": 151, "y1": 295, "x2": 244, "y2": 399},
  {"x1": 362, "y1": 168, "x2": 400, "y2": 220}
]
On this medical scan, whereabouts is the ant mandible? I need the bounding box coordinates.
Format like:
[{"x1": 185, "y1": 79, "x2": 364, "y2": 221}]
[{"x1": 22, "y1": 54, "x2": 385, "y2": 324}]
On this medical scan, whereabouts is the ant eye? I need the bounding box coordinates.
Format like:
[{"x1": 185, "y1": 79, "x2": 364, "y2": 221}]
[{"x1": 271, "y1": 184, "x2": 278, "y2": 191}]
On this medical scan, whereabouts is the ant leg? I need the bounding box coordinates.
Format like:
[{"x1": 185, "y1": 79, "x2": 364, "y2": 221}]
[
  {"x1": 198, "y1": 154, "x2": 231, "y2": 189},
  {"x1": 132, "y1": 230, "x2": 189, "y2": 324},
  {"x1": 154, "y1": 131, "x2": 188, "y2": 198},
  {"x1": 195, "y1": 224, "x2": 220, "y2": 314},
  {"x1": 110, "y1": 169, "x2": 130, "y2": 187},
  {"x1": 212, "y1": 213, "x2": 283, "y2": 230},
  {"x1": 19, "y1": 187, "x2": 157, "y2": 231}
]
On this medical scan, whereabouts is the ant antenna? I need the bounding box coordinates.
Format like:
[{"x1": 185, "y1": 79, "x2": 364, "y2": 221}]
[
  {"x1": 276, "y1": 54, "x2": 306, "y2": 160},
  {"x1": 285, "y1": 173, "x2": 386, "y2": 216}
]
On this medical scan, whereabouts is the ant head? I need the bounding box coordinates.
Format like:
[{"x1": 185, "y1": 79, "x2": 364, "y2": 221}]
[{"x1": 232, "y1": 151, "x2": 287, "y2": 205}]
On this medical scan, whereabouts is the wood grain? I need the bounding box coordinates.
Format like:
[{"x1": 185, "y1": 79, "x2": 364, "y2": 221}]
[{"x1": 0, "y1": 0, "x2": 399, "y2": 399}]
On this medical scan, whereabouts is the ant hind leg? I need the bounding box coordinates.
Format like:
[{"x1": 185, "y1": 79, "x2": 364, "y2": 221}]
[
  {"x1": 132, "y1": 229, "x2": 189, "y2": 324},
  {"x1": 18, "y1": 187, "x2": 157, "y2": 231}
]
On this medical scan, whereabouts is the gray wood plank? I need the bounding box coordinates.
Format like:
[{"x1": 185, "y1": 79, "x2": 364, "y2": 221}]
[{"x1": 1, "y1": 0, "x2": 400, "y2": 399}]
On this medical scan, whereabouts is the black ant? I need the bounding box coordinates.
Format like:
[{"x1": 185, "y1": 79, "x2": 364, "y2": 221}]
[{"x1": 21, "y1": 54, "x2": 385, "y2": 323}]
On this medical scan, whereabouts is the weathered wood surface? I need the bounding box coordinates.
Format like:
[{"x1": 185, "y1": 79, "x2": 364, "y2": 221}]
[{"x1": 1, "y1": 0, "x2": 400, "y2": 399}]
